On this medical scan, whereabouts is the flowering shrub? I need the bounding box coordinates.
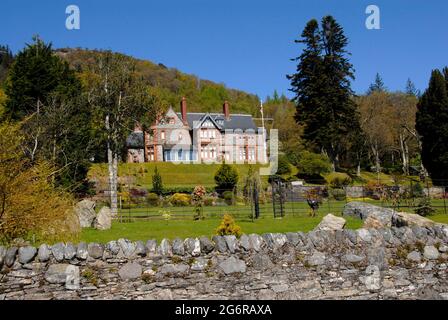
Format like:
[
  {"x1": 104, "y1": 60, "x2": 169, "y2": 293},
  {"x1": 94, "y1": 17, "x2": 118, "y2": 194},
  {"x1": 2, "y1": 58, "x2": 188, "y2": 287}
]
[{"x1": 216, "y1": 214, "x2": 242, "y2": 237}]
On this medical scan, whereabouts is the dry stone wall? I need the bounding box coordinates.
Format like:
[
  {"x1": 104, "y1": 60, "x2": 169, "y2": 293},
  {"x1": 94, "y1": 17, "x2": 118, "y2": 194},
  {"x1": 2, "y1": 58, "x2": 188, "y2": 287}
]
[{"x1": 1, "y1": 223, "x2": 448, "y2": 300}]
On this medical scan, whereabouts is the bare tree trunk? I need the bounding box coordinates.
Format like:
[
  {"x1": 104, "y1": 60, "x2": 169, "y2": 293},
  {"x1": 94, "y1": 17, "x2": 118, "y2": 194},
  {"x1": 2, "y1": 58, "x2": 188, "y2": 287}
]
[
  {"x1": 399, "y1": 132, "x2": 410, "y2": 175},
  {"x1": 106, "y1": 114, "x2": 118, "y2": 216}
]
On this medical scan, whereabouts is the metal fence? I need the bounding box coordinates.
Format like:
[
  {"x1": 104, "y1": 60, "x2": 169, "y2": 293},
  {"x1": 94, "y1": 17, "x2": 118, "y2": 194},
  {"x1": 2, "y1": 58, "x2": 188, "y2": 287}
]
[{"x1": 93, "y1": 178, "x2": 448, "y2": 222}]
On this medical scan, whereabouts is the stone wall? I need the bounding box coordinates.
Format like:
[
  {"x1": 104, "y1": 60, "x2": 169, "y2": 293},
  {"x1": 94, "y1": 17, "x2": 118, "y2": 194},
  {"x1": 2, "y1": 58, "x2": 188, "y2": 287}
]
[{"x1": 1, "y1": 222, "x2": 448, "y2": 300}]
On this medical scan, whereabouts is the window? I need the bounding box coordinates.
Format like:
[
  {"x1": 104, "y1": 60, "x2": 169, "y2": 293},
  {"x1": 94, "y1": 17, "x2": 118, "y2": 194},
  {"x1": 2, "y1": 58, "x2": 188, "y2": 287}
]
[
  {"x1": 178, "y1": 150, "x2": 183, "y2": 160},
  {"x1": 168, "y1": 117, "x2": 175, "y2": 124},
  {"x1": 210, "y1": 148, "x2": 216, "y2": 159},
  {"x1": 178, "y1": 133, "x2": 183, "y2": 141},
  {"x1": 161, "y1": 131, "x2": 165, "y2": 140}
]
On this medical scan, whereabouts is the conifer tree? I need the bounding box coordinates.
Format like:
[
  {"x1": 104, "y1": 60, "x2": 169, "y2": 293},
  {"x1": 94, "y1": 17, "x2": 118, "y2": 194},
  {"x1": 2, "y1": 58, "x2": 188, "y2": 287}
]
[
  {"x1": 416, "y1": 69, "x2": 448, "y2": 186},
  {"x1": 367, "y1": 73, "x2": 387, "y2": 94}
]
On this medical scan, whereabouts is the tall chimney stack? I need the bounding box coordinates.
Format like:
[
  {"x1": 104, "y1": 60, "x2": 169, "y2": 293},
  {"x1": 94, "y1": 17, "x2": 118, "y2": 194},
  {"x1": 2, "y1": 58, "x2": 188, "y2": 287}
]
[
  {"x1": 223, "y1": 101, "x2": 230, "y2": 120},
  {"x1": 180, "y1": 97, "x2": 187, "y2": 124}
]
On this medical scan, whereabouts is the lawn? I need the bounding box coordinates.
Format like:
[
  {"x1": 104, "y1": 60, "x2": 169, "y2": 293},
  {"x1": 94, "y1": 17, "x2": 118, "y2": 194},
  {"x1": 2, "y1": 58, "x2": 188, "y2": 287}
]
[{"x1": 80, "y1": 213, "x2": 364, "y2": 243}]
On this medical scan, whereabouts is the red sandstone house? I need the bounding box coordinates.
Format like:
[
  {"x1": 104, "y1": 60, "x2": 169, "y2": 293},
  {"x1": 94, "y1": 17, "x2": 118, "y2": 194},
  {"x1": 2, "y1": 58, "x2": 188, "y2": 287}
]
[{"x1": 126, "y1": 98, "x2": 267, "y2": 164}]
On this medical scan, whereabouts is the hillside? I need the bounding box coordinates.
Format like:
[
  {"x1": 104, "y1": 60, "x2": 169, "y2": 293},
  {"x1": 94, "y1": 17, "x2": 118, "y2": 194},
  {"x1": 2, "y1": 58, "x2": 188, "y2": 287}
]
[{"x1": 55, "y1": 48, "x2": 261, "y2": 116}]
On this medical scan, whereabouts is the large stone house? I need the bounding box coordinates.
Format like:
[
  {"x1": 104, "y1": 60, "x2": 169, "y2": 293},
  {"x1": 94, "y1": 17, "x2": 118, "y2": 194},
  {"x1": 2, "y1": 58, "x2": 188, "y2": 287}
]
[{"x1": 126, "y1": 97, "x2": 267, "y2": 164}]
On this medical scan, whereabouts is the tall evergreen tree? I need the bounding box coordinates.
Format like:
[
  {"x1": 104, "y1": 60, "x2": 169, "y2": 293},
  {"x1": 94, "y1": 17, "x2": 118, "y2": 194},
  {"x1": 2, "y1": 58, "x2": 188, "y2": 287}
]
[
  {"x1": 367, "y1": 73, "x2": 387, "y2": 95},
  {"x1": 416, "y1": 69, "x2": 448, "y2": 186},
  {"x1": 405, "y1": 78, "x2": 419, "y2": 97},
  {"x1": 0, "y1": 45, "x2": 13, "y2": 83},
  {"x1": 4, "y1": 37, "x2": 93, "y2": 193},
  {"x1": 288, "y1": 16, "x2": 361, "y2": 170}
]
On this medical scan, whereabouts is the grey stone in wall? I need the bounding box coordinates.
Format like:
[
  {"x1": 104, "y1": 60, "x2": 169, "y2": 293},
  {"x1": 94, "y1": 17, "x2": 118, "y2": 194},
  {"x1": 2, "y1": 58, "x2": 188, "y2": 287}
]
[
  {"x1": 212, "y1": 236, "x2": 227, "y2": 253},
  {"x1": 159, "y1": 263, "x2": 189, "y2": 276},
  {"x1": 45, "y1": 264, "x2": 72, "y2": 284},
  {"x1": 18, "y1": 246, "x2": 37, "y2": 264},
  {"x1": 118, "y1": 262, "x2": 142, "y2": 280},
  {"x1": 191, "y1": 257, "x2": 209, "y2": 272},
  {"x1": 106, "y1": 241, "x2": 120, "y2": 255},
  {"x1": 249, "y1": 234, "x2": 264, "y2": 252},
  {"x1": 285, "y1": 232, "x2": 300, "y2": 246},
  {"x1": 37, "y1": 244, "x2": 51, "y2": 262},
  {"x1": 87, "y1": 243, "x2": 104, "y2": 259},
  {"x1": 158, "y1": 239, "x2": 172, "y2": 256},
  {"x1": 172, "y1": 238, "x2": 185, "y2": 256},
  {"x1": 343, "y1": 202, "x2": 395, "y2": 222},
  {"x1": 118, "y1": 239, "x2": 136, "y2": 258},
  {"x1": 135, "y1": 241, "x2": 146, "y2": 257},
  {"x1": 223, "y1": 235, "x2": 237, "y2": 253},
  {"x1": 423, "y1": 246, "x2": 439, "y2": 260},
  {"x1": 252, "y1": 253, "x2": 273, "y2": 270},
  {"x1": 239, "y1": 234, "x2": 251, "y2": 251},
  {"x1": 64, "y1": 243, "x2": 77, "y2": 260},
  {"x1": 199, "y1": 236, "x2": 214, "y2": 253},
  {"x1": 145, "y1": 240, "x2": 157, "y2": 255},
  {"x1": 51, "y1": 243, "x2": 65, "y2": 262},
  {"x1": 76, "y1": 242, "x2": 88, "y2": 260},
  {"x1": 219, "y1": 256, "x2": 246, "y2": 274}
]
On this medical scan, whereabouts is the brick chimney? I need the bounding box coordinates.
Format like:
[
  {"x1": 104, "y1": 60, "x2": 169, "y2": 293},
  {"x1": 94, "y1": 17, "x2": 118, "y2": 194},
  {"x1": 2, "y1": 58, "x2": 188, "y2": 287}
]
[
  {"x1": 223, "y1": 101, "x2": 230, "y2": 120},
  {"x1": 180, "y1": 97, "x2": 187, "y2": 124}
]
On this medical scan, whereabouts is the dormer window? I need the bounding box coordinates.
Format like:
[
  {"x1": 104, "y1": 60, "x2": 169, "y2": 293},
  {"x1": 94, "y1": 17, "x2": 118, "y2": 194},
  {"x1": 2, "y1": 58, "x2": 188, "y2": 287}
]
[{"x1": 168, "y1": 117, "x2": 175, "y2": 125}]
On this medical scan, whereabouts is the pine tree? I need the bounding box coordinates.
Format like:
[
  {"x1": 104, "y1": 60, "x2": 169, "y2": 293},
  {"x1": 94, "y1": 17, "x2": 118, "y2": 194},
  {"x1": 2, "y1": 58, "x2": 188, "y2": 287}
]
[
  {"x1": 4, "y1": 37, "x2": 93, "y2": 193},
  {"x1": 367, "y1": 73, "x2": 387, "y2": 95},
  {"x1": 214, "y1": 162, "x2": 239, "y2": 193},
  {"x1": 152, "y1": 166, "x2": 164, "y2": 195},
  {"x1": 405, "y1": 78, "x2": 419, "y2": 97},
  {"x1": 0, "y1": 45, "x2": 14, "y2": 83},
  {"x1": 288, "y1": 16, "x2": 361, "y2": 170},
  {"x1": 415, "y1": 69, "x2": 448, "y2": 186}
]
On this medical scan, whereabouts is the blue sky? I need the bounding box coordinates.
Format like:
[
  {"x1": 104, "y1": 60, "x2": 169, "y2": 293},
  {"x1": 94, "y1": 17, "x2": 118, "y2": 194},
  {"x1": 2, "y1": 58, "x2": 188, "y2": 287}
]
[{"x1": 1, "y1": 0, "x2": 447, "y2": 99}]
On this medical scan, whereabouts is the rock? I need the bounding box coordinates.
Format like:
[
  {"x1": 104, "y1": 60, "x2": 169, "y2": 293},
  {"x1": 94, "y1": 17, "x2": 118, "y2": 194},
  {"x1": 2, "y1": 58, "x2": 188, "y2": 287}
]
[
  {"x1": 51, "y1": 243, "x2": 65, "y2": 262},
  {"x1": 262, "y1": 233, "x2": 275, "y2": 248},
  {"x1": 212, "y1": 236, "x2": 227, "y2": 253},
  {"x1": 272, "y1": 233, "x2": 288, "y2": 249},
  {"x1": 219, "y1": 256, "x2": 246, "y2": 274},
  {"x1": 252, "y1": 253, "x2": 273, "y2": 270},
  {"x1": 364, "y1": 265, "x2": 381, "y2": 290},
  {"x1": 74, "y1": 199, "x2": 96, "y2": 228},
  {"x1": 18, "y1": 246, "x2": 37, "y2": 264},
  {"x1": 64, "y1": 243, "x2": 77, "y2": 260},
  {"x1": 249, "y1": 234, "x2": 264, "y2": 252},
  {"x1": 172, "y1": 238, "x2": 185, "y2": 256},
  {"x1": 315, "y1": 214, "x2": 346, "y2": 231},
  {"x1": 159, "y1": 263, "x2": 189, "y2": 276},
  {"x1": 87, "y1": 243, "x2": 104, "y2": 259},
  {"x1": 367, "y1": 247, "x2": 387, "y2": 270},
  {"x1": 184, "y1": 238, "x2": 200, "y2": 256},
  {"x1": 191, "y1": 258, "x2": 209, "y2": 272},
  {"x1": 0, "y1": 246, "x2": 6, "y2": 267},
  {"x1": 36, "y1": 244, "x2": 50, "y2": 263},
  {"x1": 118, "y1": 262, "x2": 142, "y2": 280},
  {"x1": 93, "y1": 206, "x2": 112, "y2": 230},
  {"x1": 45, "y1": 264, "x2": 79, "y2": 286},
  {"x1": 343, "y1": 202, "x2": 394, "y2": 222},
  {"x1": 343, "y1": 254, "x2": 365, "y2": 264},
  {"x1": 285, "y1": 232, "x2": 300, "y2": 246},
  {"x1": 118, "y1": 239, "x2": 136, "y2": 258},
  {"x1": 357, "y1": 229, "x2": 372, "y2": 243},
  {"x1": 135, "y1": 241, "x2": 146, "y2": 256},
  {"x1": 344, "y1": 229, "x2": 358, "y2": 245},
  {"x1": 106, "y1": 241, "x2": 120, "y2": 255},
  {"x1": 417, "y1": 286, "x2": 442, "y2": 300},
  {"x1": 393, "y1": 212, "x2": 436, "y2": 228},
  {"x1": 407, "y1": 251, "x2": 422, "y2": 263},
  {"x1": 223, "y1": 235, "x2": 237, "y2": 253},
  {"x1": 306, "y1": 251, "x2": 326, "y2": 266},
  {"x1": 364, "y1": 211, "x2": 392, "y2": 229},
  {"x1": 199, "y1": 236, "x2": 214, "y2": 253},
  {"x1": 76, "y1": 242, "x2": 88, "y2": 260},
  {"x1": 239, "y1": 234, "x2": 251, "y2": 251},
  {"x1": 158, "y1": 239, "x2": 172, "y2": 256},
  {"x1": 423, "y1": 246, "x2": 439, "y2": 260},
  {"x1": 145, "y1": 240, "x2": 157, "y2": 254}
]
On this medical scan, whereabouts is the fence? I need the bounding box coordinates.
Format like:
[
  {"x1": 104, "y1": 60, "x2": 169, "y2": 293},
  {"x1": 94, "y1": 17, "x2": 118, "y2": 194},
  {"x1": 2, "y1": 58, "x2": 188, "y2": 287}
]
[{"x1": 93, "y1": 179, "x2": 448, "y2": 222}]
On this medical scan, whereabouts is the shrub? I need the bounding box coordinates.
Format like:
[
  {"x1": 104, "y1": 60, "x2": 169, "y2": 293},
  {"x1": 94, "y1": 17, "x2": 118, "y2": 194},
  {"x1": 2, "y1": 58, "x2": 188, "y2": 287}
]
[
  {"x1": 296, "y1": 151, "x2": 332, "y2": 176},
  {"x1": 216, "y1": 214, "x2": 242, "y2": 237},
  {"x1": 414, "y1": 197, "x2": 435, "y2": 217},
  {"x1": 169, "y1": 193, "x2": 191, "y2": 206},
  {"x1": 192, "y1": 185, "x2": 206, "y2": 220},
  {"x1": 326, "y1": 172, "x2": 352, "y2": 188},
  {"x1": 0, "y1": 123, "x2": 79, "y2": 244},
  {"x1": 330, "y1": 188, "x2": 347, "y2": 201},
  {"x1": 214, "y1": 163, "x2": 239, "y2": 193},
  {"x1": 146, "y1": 192, "x2": 160, "y2": 206},
  {"x1": 276, "y1": 155, "x2": 292, "y2": 175},
  {"x1": 222, "y1": 190, "x2": 234, "y2": 205},
  {"x1": 203, "y1": 196, "x2": 217, "y2": 206},
  {"x1": 152, "y1": 166, "x2": 163, "y2": 195}
]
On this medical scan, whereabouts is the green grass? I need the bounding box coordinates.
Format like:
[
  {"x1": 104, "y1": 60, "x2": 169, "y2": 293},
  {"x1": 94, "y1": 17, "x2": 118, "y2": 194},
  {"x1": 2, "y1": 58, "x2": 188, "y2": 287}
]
[
  {"x1": 89, "y1": 162, "x2": 269, "y2": 188},
  {"x1": 80, "y1": 213, "x2": 364, "y2": 243}
]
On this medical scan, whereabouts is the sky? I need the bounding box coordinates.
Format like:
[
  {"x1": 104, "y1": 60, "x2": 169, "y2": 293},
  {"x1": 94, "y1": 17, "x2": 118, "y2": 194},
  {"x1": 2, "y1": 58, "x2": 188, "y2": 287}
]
[{"x1": 1, "y1": 0, "x2": 447, "y2": 99}]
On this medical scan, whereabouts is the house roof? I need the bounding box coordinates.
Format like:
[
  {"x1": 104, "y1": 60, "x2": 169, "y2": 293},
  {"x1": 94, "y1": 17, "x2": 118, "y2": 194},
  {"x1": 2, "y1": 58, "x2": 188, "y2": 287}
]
[
  {"x1": 176, "y1": 112, "x2": 258, "y2": 131},
  {"x1": 126, "y1": 132, "x2": 144, "y2": 149}
]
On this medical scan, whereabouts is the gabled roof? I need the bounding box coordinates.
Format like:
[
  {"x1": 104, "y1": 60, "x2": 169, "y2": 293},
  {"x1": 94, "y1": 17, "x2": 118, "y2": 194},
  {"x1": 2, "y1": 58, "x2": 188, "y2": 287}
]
[
  {"x1": 126, "y1": 132, "x2": 144, "y2": 149},
  {"x1": 176, "y1": 112, "x2": 258, "y2": 131}
]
